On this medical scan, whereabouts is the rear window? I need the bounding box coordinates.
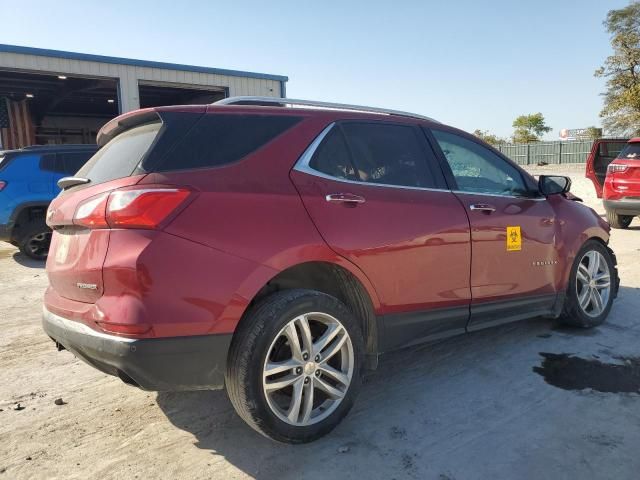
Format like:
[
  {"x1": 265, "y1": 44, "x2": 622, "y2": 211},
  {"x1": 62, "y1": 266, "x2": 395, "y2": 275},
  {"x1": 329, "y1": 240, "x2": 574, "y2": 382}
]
[
  {"x1": 75, "y1": 122, "x2": 162, "y2": 184},
  {"x1": 616, "y1": 143, "x2": 640, "y2": 160},
  {"x1": 40, "y1": 151, "x2": 95, "y2": 175},
  {"x1": 152, "y1": 114, "x2": 301, "y2": 172}
]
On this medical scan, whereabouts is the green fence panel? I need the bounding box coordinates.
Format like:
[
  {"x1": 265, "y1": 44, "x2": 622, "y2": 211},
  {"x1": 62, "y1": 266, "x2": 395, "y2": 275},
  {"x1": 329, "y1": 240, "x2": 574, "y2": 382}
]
[{"x1": 497, "y1": 140, "x2": 594, "y2": 165}]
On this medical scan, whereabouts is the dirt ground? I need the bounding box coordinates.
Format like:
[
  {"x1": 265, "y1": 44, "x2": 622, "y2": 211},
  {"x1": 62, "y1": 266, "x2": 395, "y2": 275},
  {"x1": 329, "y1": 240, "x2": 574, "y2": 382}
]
[{"x1": 1, "y1": 165, "x2": 639, "y2": 480}]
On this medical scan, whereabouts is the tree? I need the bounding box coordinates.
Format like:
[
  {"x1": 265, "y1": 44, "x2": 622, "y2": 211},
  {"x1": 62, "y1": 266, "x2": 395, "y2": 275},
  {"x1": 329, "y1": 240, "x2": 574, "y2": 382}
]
[
  {"x1": 585, "y1": 126, "x2": 603, "y2": 140},
  {"x1": 511, "y1": 113, "x2": 552, "y2": 143},
  {"x1": 595, "y1": 2, "x2": 640, "y2": 136},
  {"x1": 473, "y1": 129, "x2": 507, "y2": 146}
]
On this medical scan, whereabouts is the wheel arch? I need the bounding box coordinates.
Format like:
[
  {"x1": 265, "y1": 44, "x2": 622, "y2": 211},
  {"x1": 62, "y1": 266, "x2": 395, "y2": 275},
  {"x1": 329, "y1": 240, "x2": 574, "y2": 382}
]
[
  {"x1": 235, "y1": 260, "x2": 382, "y2": 368},
  {"x1": 8, "y1": 201, "x2": 51, "y2": 241}
]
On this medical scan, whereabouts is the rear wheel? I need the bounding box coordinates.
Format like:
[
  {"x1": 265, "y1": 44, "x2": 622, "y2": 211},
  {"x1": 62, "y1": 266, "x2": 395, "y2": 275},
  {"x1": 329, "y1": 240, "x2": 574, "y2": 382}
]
[
  {"x1": 558, "y1": 240, "x2": 616, "y2": 328},
  {"x1": 17, "y1": 220, "x2": 52, "y2": 260},
  {"x1": 225, "y1": 289, "x2": 363, "y2": 443},
  {"x1": 606, "y1": 210, "x2": 633, "y2": 229}
]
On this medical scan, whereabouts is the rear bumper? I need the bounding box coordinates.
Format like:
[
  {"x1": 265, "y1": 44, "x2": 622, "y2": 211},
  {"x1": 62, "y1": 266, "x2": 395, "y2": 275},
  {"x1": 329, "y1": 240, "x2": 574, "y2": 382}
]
[
  {"x1": 603, "y1": 199, "x2": 640, "y2": 216},
  {"x1": 42, "y1": 307, "x2": 232, "y2": 391}
]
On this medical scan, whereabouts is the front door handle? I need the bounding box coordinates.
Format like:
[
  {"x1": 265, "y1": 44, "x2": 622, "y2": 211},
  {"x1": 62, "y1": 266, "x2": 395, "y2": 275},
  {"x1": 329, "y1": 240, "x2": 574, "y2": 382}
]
[
  {"x1": 326, "y1": 193, "x2": 366, "y2": 204},
  {"x1": 469, "y1": 203, "x2": 496, "y2": 213}
]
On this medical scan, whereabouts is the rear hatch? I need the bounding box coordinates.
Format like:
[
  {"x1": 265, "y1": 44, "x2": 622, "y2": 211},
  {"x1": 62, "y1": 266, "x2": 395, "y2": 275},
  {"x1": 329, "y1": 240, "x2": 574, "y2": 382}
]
[
  {"x1": 46, "y1": 108, "x2": 202, "y2": 303},
  {"x1": 606, "y1": 141, "x2": 640, "y2": 198}
]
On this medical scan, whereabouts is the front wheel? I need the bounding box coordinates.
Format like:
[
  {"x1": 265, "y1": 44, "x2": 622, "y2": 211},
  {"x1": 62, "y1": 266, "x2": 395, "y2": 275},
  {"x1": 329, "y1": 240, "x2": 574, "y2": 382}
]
[
  {"x1": 558, "y1": 240, "x2": 617, "y2": 328},
  {"x1": 606, "y1": 210, "x2": 633, "y2": 229},
  {"x1": 225, "y1": 289, "x2": 364, "y2": 443}
]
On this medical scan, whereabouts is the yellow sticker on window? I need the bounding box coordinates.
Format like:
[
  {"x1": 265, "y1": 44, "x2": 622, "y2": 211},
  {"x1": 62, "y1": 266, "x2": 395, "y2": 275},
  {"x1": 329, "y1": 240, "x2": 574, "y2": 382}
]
[{"x1": 507, "y1": 226, "x2": 522, "y2": 251}]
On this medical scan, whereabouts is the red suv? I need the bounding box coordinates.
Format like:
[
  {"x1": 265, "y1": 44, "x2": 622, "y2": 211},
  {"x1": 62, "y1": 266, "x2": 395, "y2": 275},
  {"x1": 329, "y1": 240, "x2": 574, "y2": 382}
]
[
  {"x1": 43, "y1": 97, "x2": 618, "y2": 443},
  {"x1": 601, "y1": 138, "x2": 640, "y2": 228}
]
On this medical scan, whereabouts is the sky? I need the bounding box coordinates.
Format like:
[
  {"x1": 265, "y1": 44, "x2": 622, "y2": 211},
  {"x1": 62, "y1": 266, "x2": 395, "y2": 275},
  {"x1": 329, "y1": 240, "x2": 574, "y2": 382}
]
[{"x1": 0, "y1": 0, "x2": 631, "y2": 140}]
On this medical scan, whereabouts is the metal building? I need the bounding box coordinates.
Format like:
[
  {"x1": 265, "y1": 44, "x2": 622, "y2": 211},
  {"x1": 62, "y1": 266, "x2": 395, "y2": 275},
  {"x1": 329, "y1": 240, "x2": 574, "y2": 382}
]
[{"x1": 0, "y1": 44, "x2": 288, "y2": 148}]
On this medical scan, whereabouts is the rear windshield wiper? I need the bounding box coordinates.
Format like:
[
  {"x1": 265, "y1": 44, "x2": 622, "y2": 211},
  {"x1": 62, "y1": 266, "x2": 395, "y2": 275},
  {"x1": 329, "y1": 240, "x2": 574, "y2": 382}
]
[{"x1": 57, "y1": 177, "x2": 91, "y2": 190}]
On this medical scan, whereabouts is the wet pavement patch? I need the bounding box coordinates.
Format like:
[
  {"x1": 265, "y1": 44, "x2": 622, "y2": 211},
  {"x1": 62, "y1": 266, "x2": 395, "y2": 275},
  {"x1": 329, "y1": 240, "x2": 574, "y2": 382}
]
[{"x1": 534, "y1": 353, "x2": 640, "y2": 394}]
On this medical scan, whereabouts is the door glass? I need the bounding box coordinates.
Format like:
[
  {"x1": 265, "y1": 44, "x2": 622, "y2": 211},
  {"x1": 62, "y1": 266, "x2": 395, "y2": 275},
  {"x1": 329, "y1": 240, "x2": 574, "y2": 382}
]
[
  {"x1": 340, "y1": 123, "x2": 433, "y2": 188},
  {"x1": 432, "y1": 129, "x2": 528, "y2": 196},
  {"x1": 309, "y1": 127, "x2": 359, "y2": 180}
]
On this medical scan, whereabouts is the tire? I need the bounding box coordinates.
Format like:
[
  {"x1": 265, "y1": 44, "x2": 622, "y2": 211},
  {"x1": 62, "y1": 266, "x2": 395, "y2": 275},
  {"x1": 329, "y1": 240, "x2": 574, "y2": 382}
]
[
  {"x1": 225, "y1": 289, "x2": 364, "y2": 443},
  {"x1": 558, "y1": 240, "x2": 617, "y2": 328},
  {"x1": 17, "y1": 220, "x2": 52, "y2": 261},
  {"x1": 606, "y1": 210, "x2": 632, "y2": 229}
]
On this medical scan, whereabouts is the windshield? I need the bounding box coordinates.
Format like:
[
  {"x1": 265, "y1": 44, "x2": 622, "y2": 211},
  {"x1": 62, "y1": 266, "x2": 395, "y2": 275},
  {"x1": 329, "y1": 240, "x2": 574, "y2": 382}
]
[{"x1": 616, "y1": 143, "x2": 640, "y2": 160}]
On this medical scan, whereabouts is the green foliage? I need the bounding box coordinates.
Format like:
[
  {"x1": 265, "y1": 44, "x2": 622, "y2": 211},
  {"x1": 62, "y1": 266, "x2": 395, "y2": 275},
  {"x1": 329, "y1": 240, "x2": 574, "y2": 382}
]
[
  {"x1": 585, "y1": 126, "x2": 603, "y2": 140},
  {"x1": 595, "y1": 2, "x2": 640, "y2": 136},
  {"x1": 511, "y1": 113, "x2": 552, "y2": 143},
  {"x1": 472, "y1": 129, "x2": 507, "y2": 146}
]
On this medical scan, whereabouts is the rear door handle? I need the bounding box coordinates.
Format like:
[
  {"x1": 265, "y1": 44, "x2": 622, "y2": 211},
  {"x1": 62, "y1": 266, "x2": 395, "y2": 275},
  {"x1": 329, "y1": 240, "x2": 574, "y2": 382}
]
[
  {"x1": 469, "y1": 203, "x2": 496, "y2": 213},
  {"x1": 326, "y1": 193, "x2": 366, "y2": 204}
]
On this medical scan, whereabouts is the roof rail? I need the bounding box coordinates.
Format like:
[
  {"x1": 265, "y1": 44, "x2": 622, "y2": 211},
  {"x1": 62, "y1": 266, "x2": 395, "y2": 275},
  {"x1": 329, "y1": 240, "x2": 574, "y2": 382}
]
[{"x1": 213, "y1": 96, "x2": 438, "y2": 123}]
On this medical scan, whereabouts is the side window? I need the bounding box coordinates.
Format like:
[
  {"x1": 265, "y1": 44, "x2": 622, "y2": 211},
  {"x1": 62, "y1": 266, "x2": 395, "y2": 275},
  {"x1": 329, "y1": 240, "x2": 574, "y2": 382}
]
[
  {"x1": 155, "y1": 114, "x2": 301, "y2": 172},
  {"x1": 309, "y1": 127, "x2": 358, "y2": 181},
  {"x1": 342, "y1": 122, "x2": 434, "y2": 188},
  {"x1": 39, "y1": 154, "x2": 57, "y2": 172},
  {"x1": 432, "y1": 129, "x2": 529, "y2": 196},
  {"x1": 59, "y1": 152, "x2": 93, "y2": 175}
]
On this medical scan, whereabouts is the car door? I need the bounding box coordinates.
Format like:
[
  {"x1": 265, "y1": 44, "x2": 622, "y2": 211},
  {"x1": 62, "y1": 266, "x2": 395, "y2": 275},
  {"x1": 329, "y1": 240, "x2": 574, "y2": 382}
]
[
  {"x1": 587, "y1": 140, "x2": 629, "y2": 197},
  {"x1": 429, "y1": 128, "x2": 560, "y2": 330},
  {"x1": 290, "y1": 120, "x2": 472, "y2": 351}
]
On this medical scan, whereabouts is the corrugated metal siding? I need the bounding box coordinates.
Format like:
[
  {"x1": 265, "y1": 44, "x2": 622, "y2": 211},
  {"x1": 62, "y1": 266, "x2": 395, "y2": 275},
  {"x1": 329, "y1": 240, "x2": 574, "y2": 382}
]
[{"x1": 0, "y1": 51, "x2": 283, "y2": 112}]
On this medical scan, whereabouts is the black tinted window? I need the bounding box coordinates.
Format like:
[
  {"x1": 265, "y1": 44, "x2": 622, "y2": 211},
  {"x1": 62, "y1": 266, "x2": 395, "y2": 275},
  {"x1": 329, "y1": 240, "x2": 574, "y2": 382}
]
[
  {"x1": 156, "y1": 114, "x2": 301, "y2": 171},
  {"x1": 39, "y1": 154, "x2": 57, "y2": 172},
  {"x1": 432, "y1": 129, "x2": 528, "y2": 196},
  {"x1": 309, "y1": 128, "x2": 358, "y2": 180},
  {"x1": 60, "y1": 152, "x2": 93, "y2": 174},
  {"x1": 76, "y1": 122, "x2": 162, "y2": 185},
  {"x1": 341, "y1": 123, "x2": 433, "y2": 188}
]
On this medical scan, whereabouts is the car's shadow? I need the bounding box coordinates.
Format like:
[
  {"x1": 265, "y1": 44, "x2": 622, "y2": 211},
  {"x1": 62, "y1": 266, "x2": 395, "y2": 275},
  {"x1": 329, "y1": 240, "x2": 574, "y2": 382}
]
[
  {"x1": 154, "y1": 295, "x2": 640, "y2": 480},
  {"x1": 12, "y1": 251, "x2": 46, "y2": 268}
]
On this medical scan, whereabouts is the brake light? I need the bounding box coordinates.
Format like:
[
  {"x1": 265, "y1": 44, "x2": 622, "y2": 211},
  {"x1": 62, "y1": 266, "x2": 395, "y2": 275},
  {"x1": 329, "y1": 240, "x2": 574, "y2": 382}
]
[
  {"x1": 74, "y1": 193, "x2": 109, "y2": 228},
  {"x1": 73, "y1": 187, "x2": 191, "y2": 229},
  {"x1": 107, "y1": 188, "x2": 190, "y2": 228},
  {"x1": 608, "y1": 164, "x2": 629, "y2": 174},
  {"x1": 0, "y1": 180, "x2": 6, "y2": 191}
]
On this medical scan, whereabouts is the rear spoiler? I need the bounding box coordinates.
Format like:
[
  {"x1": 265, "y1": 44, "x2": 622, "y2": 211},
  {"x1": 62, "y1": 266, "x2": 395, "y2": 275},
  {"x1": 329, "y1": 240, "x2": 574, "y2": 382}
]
[
  {"x1": 97, "y1": 105, "x2": 208, "y2": 147},
  {"x1": 96, "y1": 109, "x2": 160, "y2": 147}
]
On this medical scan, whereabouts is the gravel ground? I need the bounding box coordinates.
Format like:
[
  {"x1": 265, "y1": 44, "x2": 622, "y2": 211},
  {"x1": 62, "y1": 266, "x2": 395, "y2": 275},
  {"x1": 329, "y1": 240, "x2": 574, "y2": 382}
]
[{"x1": 1, "y1": 165, "x2": 639, "y2": 480}]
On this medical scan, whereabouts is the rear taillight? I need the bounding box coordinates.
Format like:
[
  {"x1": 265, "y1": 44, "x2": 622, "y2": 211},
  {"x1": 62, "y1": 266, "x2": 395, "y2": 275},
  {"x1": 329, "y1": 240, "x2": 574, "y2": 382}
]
[
  {"x1": 73, "y1": 187, "x2": 191, "y2": 229},
  {"x1": 0, "y1": 180, "x2": 6, "y2": 191},
  {"x1": 608, "y1": 164, "x2": 629, "y2": 174},
  {"x1": 74, "y1": 193, "x2": 109, "y2": 228}
]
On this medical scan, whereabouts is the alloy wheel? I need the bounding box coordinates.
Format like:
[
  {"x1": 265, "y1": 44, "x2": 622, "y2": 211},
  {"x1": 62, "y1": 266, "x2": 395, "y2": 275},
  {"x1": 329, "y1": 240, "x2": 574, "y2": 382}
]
[
  {"x1": 262, "y1": 312, "x2": 354, "y2": 426},
  {"x1": 26, "y1": 231, "x2": 51, "y2": 259},
  {"x1": 575, "y1": 250, "x2": 611, "y2": 318}
]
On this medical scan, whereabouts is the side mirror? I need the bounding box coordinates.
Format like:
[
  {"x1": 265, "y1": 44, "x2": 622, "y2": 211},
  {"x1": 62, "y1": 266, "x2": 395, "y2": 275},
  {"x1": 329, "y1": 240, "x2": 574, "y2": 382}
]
[{"x1": 539, "y1": 175, "x2": 571, "y2": 196}]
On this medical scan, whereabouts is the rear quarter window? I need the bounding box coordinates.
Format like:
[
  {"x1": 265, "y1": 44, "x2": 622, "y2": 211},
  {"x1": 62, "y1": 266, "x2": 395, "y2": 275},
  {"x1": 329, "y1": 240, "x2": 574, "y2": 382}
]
[{"x1": 152, "y1": 114, "x2": 301, "y2": 172}]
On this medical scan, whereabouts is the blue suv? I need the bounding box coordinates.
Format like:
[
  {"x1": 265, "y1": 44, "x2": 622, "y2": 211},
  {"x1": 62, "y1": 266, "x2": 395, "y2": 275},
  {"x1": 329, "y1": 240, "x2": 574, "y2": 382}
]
[{"x1": 0, "y1": 145, "x2": 97, "y2": 259}]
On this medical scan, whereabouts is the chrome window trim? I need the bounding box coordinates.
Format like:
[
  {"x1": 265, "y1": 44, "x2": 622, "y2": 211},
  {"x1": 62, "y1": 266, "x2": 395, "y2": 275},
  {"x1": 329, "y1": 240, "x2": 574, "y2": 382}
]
[
  {"x1": 293, "y1": 123, "x2": 548, "y2": 200},
  {"x1": 452, "y1": 190, "x2": 547, "y2": 201},
  {"x1": 292, "y1": 123, "x2": 452, "y2": 194}
]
